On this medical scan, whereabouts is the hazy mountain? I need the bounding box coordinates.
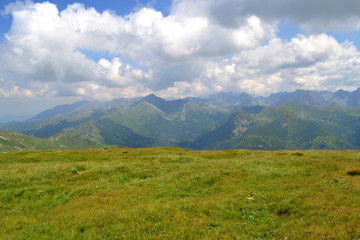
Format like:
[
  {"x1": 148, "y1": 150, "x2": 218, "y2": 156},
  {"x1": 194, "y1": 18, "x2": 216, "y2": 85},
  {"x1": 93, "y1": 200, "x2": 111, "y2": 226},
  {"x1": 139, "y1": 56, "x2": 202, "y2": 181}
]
[
  {"x1": 1, "y1": 90, "x2": 360, "y2": 151},
  {"x1": 2, "y1": 88, "x2": 359, "y2": 130},
  {"x1": 87, "y1": 100, "x2": 227, "y2": 146},
  {"x1": 141, "y1": 93, "x2": 188, "y2": 114},
  {"x1": 189, "y1": 88, "x2": 360, "y2": 108},
  {"x1": 190, "y1": 105, "x2": 358, "y2": 150},
  {"x1": 264, "y1": 89, "x2": 330, "y2": 106},
  {"x1": 28, "y1": 101, "x2": 90, "y2": 121},
  {"x1": 2, "y1": 94, "x2": 229, "y2": 148},
  {"x1": 328, "y1": 88, "x2": 360, "y2": 106},
  {"x1": 263, "y1": 88, "x2": 360, "y2": 106},
  {"x1": 279, "y1": 102, "x2": 360, "y2": 146},
  {"x1": 69, "y1": 118, "x2": 159, "y2": 148},
  {"x1": 28, "y1": 97, "x2": 142, "y2": 122},
  {"x1": 5, "y1": 111, "x2": 105, "y2": 138},
  {"x1": 206, "y1": 92, "x2": 260, "y2": 107}
]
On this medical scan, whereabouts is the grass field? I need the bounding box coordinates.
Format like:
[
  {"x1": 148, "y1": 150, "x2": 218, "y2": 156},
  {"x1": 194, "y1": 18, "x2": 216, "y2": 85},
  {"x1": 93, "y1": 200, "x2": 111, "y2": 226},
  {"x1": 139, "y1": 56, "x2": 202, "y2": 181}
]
[{"x1": 0, "y1": 148, "x2": 359, "y2": 239}]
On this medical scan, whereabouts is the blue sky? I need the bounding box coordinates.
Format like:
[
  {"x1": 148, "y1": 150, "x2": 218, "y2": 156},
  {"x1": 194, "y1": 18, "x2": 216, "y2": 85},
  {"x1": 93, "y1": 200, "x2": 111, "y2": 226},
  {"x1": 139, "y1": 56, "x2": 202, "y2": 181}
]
[
  {"x1": 0, "y1": 0, "x2": 360, "y2": 122},
  {"x1": 0, "y1": 0, "x2": 172, "y2": 36}
]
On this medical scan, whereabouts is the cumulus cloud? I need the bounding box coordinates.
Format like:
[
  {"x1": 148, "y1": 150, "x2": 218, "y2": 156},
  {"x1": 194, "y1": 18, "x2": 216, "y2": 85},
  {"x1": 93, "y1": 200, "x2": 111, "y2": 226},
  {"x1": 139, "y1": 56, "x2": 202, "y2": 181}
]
[
  {"x1": 0, "y1": 0, "x2": 359, "y2": 102},
  {"x1": 200, "y1": 34, "x2": 360, "y2": 95},
  {"x1": 0, "y1": 1, "x2": 277, "y2": 98}
]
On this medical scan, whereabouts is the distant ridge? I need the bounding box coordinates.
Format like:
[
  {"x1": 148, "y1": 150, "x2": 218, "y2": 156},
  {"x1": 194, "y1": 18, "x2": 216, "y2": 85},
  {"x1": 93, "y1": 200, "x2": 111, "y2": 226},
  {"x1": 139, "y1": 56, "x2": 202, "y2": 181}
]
[
  {"x1": 264, "y1": 88, "x2": 360, "y2": 106},
  {"x1": 15, "y1": 88, "x2": 360, "y2": 125},
  {"x1": 266, "y1": 89, "x2": 329, "y2": 106},
  {"x1": 29, "y1": 101, "x2": 89, "y2": 121},
  {"x1": 189, "y1": 104, "x2": 358, "y2": 150},
  {"x1": 1, "y1": 89, "x2": 360, "y2": 151},
  {"x1": 141, "y1": 93, "x2": 188, "y2": 114}
]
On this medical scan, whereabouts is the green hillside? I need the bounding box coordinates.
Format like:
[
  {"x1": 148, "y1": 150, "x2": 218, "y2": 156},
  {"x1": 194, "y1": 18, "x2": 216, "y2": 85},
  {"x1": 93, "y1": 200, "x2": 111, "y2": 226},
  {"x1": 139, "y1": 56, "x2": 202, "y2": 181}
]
[
  {"x1": 0, "y1": 131, "x2": 107, "y2": 151},
  {"x1": 0, "y1": 148, "x2": 359, "y2": 239},
  {"x1": 0, "y1": 131, "x2": 60, "y2": 150},
  {"x1": 280, "y1": 103, "x2": 360, "y2": 145},
  {"x1": 190, "y1": 105, "x2": 359, "y2": 150},
  {"x1": 2, "y1": 95, "x2": 360, "y2": 151},
  {"x1": 4, "y1": 99, "x2": 228, "y2": 148},
  {"x1": 107, "y1": 101, "x2": 221, "y2": 145}
]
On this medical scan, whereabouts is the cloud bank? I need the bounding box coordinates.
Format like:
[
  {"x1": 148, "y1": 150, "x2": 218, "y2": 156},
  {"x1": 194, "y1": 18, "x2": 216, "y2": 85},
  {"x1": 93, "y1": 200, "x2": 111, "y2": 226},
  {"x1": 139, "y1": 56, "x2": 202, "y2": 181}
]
[
  {"x1": 0, "y1": 0, "x2": 359, "y2": 101},
  {"x1": 209, "y1": 0, "x2": 360, "y2": 32}
]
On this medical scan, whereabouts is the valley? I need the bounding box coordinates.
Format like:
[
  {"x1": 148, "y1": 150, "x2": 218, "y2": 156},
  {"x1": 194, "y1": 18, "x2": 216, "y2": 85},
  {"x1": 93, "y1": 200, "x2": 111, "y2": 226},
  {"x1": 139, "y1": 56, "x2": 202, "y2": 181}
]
[{"x1": 1, "y1": 89, "x2": 360, "y2": 151}]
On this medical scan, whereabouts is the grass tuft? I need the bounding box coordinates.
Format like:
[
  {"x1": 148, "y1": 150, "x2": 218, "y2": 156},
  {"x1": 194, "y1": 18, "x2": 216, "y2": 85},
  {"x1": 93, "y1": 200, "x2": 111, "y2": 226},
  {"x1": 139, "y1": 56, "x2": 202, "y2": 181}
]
[
  {"x1": 346, "y1": 168, "x2": 360, "y2": 176},
  {"x1": 69, "y1": 165, "x2": 86, "y2": 174}
]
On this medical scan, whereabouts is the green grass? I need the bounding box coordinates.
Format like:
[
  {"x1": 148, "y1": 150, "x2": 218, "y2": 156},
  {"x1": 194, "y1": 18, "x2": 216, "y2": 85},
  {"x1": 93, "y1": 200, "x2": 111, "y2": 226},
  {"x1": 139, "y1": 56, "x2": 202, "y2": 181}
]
[{"x1": 0, "y1": 148, "x2": 359, "y2": 239}]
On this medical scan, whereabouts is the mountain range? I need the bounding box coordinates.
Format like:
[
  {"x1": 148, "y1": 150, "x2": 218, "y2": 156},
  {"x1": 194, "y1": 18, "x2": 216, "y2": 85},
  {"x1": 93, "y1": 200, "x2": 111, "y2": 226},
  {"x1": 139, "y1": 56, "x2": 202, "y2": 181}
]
[{"x1": 1, "y1": 88, "x2": 360, "y2": 151}]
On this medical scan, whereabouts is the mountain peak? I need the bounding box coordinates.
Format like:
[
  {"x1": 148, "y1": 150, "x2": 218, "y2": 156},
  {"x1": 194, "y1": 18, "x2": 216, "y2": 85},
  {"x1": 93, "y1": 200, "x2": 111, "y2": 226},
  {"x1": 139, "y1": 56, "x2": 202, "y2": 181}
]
[
  {"x1": 144, "y1": 93, "x2": 161, "y2": 99},
  {"x1": 335, "y1": 89, "x2": 347, "y2": 93},
  {"x1": 142, "y1": 93, "x2": 166, "y2": 104},
  {"x1": 140, "y1": 94, "x2": 188, "y2": 114},
  {"x1": 29, "y1": 101, "x2": 89, "y2": 121}
]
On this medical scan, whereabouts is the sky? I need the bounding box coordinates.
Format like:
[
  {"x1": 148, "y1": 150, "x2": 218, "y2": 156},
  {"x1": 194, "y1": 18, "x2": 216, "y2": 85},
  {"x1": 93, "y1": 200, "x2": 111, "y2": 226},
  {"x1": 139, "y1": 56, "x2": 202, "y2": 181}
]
[{"x1": 0, "y1": 0, "x2": 360, "y2": 122}]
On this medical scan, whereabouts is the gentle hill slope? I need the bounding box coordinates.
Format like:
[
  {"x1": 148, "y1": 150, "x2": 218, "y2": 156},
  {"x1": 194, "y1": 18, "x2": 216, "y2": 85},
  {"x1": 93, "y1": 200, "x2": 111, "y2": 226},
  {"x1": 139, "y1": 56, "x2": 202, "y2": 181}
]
[
  {"x1": 0, "y1": 148, "x2": 359, "y2": 239},
  {"x1": 0, "y1": 130, "x2": 60, "y2": 150},
  {"x1": 0, "y1": 130, "x2": 107, "y2": 150}
]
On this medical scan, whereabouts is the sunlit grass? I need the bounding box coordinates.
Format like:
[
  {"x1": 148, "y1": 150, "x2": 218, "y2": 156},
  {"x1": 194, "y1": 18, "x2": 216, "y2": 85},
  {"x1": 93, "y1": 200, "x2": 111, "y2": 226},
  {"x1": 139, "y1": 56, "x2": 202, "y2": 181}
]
[{"x1": 0, "y1": 148, "x2": 359, "y2": 239}]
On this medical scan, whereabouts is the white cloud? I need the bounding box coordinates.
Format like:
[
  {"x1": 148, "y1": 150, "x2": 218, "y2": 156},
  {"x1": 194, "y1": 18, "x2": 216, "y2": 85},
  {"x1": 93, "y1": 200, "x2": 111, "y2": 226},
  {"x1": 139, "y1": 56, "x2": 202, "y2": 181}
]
[
  {"x1": 0, "y1": 77, "x2": 35, "y2": 98},
  {"x1": 0, "y1": 0, "x2": 277, "y2": 99},
  {"x1": 199, "y1": 34, "x2": 360, "y2": 96},
  {"x1": 0, "y1": 0, "x2": 359, "y2": 103},
  {"x1": 97, "y1": 57, "x2": 150, "y2": 87}
]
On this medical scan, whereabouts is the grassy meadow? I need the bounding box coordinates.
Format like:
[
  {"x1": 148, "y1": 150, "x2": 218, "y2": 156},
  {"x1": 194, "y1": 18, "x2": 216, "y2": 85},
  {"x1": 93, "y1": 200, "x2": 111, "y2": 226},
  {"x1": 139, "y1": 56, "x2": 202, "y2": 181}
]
[{"x1": 0, "y1": 148, "x2": 359, "y2": 239}]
